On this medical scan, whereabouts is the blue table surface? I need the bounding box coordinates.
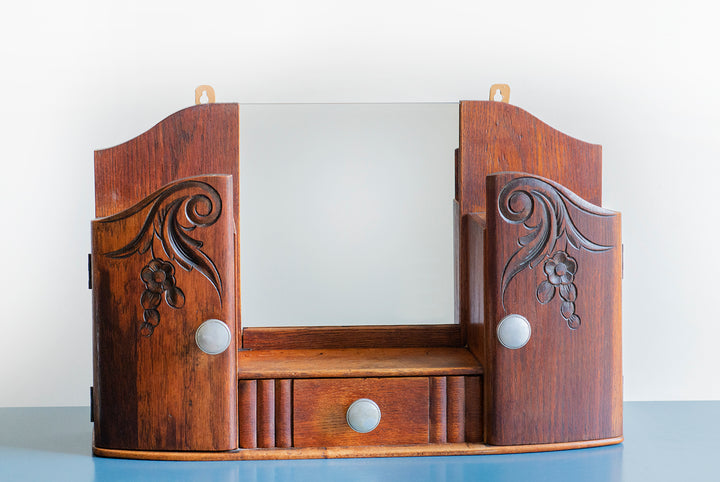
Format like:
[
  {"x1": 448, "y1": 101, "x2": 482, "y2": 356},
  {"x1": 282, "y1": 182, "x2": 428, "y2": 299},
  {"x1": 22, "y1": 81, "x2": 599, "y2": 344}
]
[{"x1": 0, "y1": 402, "x2": 716, "y2": 482}]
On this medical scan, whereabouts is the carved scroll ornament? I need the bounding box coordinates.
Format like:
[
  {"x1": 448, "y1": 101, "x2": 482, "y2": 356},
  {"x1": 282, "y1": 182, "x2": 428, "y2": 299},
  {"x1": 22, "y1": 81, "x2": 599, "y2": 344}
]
[
  {"x1": 101, "y1": 180, "x2": 223, "y2": 336},
  {"x1": 497, "y1": 176, "x2": 613, "y2": 329}
]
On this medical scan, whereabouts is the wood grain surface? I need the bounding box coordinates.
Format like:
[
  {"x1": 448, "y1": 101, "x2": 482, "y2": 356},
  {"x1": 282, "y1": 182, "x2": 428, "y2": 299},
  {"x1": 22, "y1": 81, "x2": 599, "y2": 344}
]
[
  {"x1": 455, "y1": 100, "x2": 602, "y2": 346},
  {"x1": 237, "y1": 347, "x2": 482, "y2": 379},
  {"x1": 237, "y1": 380, "x2": 257, "y2": 449},
  {"x1": 94, "y1": 103, "x2": 242, "y2": 344},
  {"x1": 465, "y1": 213, "x2": 486, "y2": 364},
  {"x1": 429, "y1": 377, "x2": 447, "y2": 443},
  {"x1": 455, "y1": 101, "x2": 621, "y2": 446},
  {"x1": 257, "y1": 380, "x2": 276, "y2": 448},
  {"x1": 447, "y1": 376, "x2": 465, "y2": 443},
  {"x1": 275, "y1": 379, "x2": 293, "y2": 448},
  {"x1": 484, "y1": 171, "x2": 622, "y2": 445},
  {"x1": 90, "y1": 99, "x2": 621, "y2": 458},
  {"x1": 464, "y1": 376, "x2": 482, "y2": 443},
  {"x1": 242, "y1": 325, "x2": 462, "y2": 350},
  {"x1": 91, "y1": 175, "x2": 237, "y2": 451},
  {"x1": 293, "y1": 378, "x2": 430, "y2": 447},
  {"x1": 93, "y1": 436, "x2": 624, "y2": 460},
  {"x1": 457, "y1": 101, "x2": 602, "y2": 215}
]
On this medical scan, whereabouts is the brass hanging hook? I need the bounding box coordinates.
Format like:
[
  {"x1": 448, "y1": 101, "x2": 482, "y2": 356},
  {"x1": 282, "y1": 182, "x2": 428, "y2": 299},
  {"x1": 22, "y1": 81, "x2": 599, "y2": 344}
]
[
  {"x1": 195, "y1": 85, "x2": 216, "y2": 105},
  {"x1": 489, "y1": 84, "x2": 510, "y2": 103}
]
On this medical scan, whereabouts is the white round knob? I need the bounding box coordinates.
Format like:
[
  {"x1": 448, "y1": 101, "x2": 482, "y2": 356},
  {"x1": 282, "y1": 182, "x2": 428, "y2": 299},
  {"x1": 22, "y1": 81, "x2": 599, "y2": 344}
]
[
  {"x1": 346, "y1": 398, "x2": 381, "y2": 433},
  {"x1": 497, "y1": 314, "x2": 531, "y2": 349},
  {"x1": 195, "y1": 319, "x2": 231, "y2": 355}
]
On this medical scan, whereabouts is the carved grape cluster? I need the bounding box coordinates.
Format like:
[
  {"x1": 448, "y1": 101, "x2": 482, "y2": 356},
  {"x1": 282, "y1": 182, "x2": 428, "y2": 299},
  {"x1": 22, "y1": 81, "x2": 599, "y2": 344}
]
[
  {"x1": 139, "y1": 258, "x2": 185, "y2": 336},
  {"x1": 536, "y1": 251, "x2": 581, "y2": 329}
]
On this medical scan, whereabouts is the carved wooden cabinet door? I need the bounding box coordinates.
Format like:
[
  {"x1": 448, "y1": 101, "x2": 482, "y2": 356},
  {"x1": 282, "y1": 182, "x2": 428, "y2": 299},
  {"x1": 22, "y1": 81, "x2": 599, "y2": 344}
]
[
  {"x1": 91, "y1": 175, "x2": 237, "y2": 451},
  {"x1": 484, "y1": 172, "x2": 622, "y2": 445}
]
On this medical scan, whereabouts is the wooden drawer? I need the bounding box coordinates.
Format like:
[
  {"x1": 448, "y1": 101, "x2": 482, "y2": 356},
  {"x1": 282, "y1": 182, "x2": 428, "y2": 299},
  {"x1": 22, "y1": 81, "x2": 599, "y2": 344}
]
[{"x1": 293, "y1": 377, "x2": 429, "y2": 447}]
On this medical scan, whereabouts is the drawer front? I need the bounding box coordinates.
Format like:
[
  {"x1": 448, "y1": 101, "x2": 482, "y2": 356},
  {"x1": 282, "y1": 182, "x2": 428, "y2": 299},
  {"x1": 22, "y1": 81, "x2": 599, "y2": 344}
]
[{"x1": 293, "y1": 377, "x2": 429, "y2": 447}]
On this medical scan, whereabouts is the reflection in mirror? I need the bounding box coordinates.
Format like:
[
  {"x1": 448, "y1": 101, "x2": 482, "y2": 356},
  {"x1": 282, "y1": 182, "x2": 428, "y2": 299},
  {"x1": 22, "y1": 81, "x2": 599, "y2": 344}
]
[{"x1": 240, "y1": 104, "x2": 459, "y2": 326}]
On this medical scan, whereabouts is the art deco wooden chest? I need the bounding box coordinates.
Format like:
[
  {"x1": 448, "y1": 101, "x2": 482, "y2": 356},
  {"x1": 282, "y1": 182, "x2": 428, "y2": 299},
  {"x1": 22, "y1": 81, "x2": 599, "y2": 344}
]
[{"x1": 90, "y1": 87, "x2": 622, "y2": 460}]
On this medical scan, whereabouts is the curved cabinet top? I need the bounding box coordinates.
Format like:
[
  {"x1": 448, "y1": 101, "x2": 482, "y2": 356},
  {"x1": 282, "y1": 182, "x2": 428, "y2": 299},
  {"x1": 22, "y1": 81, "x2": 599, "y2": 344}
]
[
  {"x1": 458, "y1": 101, "x2": 602, "y2": 215},
  {"x1": 94, "y1": 103, "x2": 240, "y2": 220}
]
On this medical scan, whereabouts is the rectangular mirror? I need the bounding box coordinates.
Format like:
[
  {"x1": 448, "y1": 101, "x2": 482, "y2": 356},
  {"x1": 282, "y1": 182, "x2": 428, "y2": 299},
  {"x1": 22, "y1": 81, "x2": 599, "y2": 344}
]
[{"x1": 239, "y1": 103, "x2": 459, "y2": 326}]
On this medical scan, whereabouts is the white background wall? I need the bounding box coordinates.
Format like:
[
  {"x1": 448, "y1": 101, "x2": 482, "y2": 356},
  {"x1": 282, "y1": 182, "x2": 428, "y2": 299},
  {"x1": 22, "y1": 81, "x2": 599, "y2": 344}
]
[{"x1": 1, "y1": 0, "x2": 717, "y2": 406}]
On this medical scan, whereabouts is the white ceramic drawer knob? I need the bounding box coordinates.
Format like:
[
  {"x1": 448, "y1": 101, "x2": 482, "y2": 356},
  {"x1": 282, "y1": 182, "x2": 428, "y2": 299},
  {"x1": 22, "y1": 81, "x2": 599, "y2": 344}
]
[
  {"x1": 497, "y1": 314, "x2": 531, "y2": 349},
  {"x1": 346, "y1": 398, "x2": 381, "y2": 433},
  {"x1": 195, "y1": 319, "x2": 231, "y2": 355}
]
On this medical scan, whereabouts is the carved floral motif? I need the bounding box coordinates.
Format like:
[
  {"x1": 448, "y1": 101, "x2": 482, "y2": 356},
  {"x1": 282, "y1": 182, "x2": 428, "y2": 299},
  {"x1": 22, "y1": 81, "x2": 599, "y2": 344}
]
[
  {"x1": 102, "y1": 180, "x2": 223, "y2": 336},
  {"x1": 536, "y1": 251, "x2": 581, "y2": 329},
  {"x1": 497, "y1": 176, "x2": 613, "y2": 329},
  {"x1": 139, "y1": 258, "x2": 185, "y2": 336}
]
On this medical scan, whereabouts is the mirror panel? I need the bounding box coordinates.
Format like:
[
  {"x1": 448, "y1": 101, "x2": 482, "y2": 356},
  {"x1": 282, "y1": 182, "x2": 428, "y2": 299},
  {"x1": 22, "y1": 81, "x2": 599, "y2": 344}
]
[{"x1": 240, "y1": 103, "x2": 458, "y2": 326}]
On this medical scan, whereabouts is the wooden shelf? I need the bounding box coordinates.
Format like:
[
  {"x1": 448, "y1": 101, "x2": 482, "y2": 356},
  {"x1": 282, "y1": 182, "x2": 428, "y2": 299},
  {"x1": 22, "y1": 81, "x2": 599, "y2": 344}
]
[
  {"x1": 242, "y1": 325, "x2": 463, "y2": 350},
  {"x1": 237, "y1": 347, "x2": 483, "y2": 379}
]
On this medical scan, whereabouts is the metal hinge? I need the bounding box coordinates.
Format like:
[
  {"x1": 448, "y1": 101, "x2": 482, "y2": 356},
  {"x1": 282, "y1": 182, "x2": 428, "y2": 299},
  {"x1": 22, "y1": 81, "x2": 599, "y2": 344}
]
[{"x1": 88, "y1": 254, "x2": 92, "y2": 289}]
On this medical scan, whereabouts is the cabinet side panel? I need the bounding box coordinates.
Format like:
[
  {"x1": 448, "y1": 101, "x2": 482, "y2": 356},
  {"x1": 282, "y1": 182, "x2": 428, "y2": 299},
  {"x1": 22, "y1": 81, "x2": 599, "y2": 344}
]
[
  {"x1": 92, "y1": 175, "x2": 237, "y2": 451},
  {"x1": 485, "y1": 172, "x2": 621, "y2": 445}
]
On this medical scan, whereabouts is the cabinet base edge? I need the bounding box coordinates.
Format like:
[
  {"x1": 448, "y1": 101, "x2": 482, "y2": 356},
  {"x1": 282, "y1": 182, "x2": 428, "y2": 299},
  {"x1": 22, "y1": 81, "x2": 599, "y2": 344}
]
[{"x1": 93, "y1": 436, "x2": 623, "y2": 460}]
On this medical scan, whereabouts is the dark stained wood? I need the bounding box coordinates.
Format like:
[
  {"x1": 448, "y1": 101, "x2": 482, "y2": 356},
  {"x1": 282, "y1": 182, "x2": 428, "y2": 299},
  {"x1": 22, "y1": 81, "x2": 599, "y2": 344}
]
[
  {"x1": 454, "y1": 149, "x2": 460, "y2": 200},
  {"x1": 91, "y1": 99, "x2": 622, "y2": 460},
  {"x1": 93, "y1": 435, "x2": 624, "y2": 460},
  {"x1": 237, "y1": 347, "x2": 482, "y2": 379},
  {"x1": 464, "y1": 215, "x2": 486, "y2": 444},
  {"x1": 242, "y1": 325, "x2": 462, "y2": 350},
  {"x1": 275, "y1": 379, "x2": 293, "y2": 448},
  {"x1": 455, "y1": 101, "x2": 621, "y2": 447},
  {"x1": 465, "y1": 213, "x2": 486, "y2": 364},
  {"x1": 484, "y1": 171, "x2": 622, "y2": 445},
  {"x1": 447, "y1": 376, "x2": 465, "y2": 443},
  {"x1": 464, "y1": 376, "x2": 482, "y2": 443},
  {"x1": 293, "y1": 378, "x2": 429, "y2": 447},
  {"x1": 94, "y1": 103, "x2": 242, "y2": 349},
  {"x1": 238, "y1": 380, "x2": 257, "y2": 449},
  {"x1": 457, "y1": 101, "x2": 602, "y2": 215},
  {"x1": 94, "y1": 103, "x2": 240, "y2": 218},
  {"x1": 455, "y1": 101, "x2": 602, "y2": 344},
  {"x1": 429, "y1": 377, "x2": 447, "y2": 443},
  {"x1": 257, "y1": 380, "x2": 276, "y2": 448},
  {"x1": 92, "y1": 175, "x2": 237, "y2": 451}
]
